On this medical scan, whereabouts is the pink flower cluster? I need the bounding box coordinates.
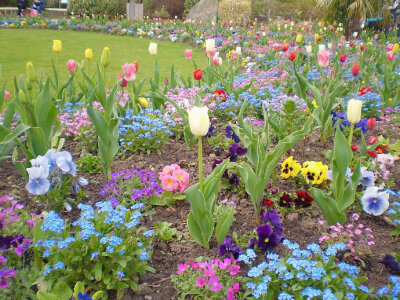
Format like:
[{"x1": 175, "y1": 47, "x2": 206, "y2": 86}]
[
  {"x1": 159, "y1": 164, "x2": 189, "y2": 193},
  {"x1": 373, "y1": 153, "x2": 395, "y2": 181},
  {"x1": 176, "y1": 258, "x2": 240, "y2": 300},
  {"x1": 318, "y1": 213, "x2": 374, "y2": 259}
]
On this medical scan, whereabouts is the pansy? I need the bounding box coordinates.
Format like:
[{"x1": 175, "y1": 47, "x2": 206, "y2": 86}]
[
  {"x1": 361, "y1": 186, "x2": 389, "y2": 216},
  {"x1": 218, "y1": 238, "x2": 243, "y2": 259},
  {"x1": 378, "y1": 255, "x2": 400, "y2": 272},
  {"x1": 256, "y1": 224, "x2": 279, "y2": 253},
  {"x1": 26, "y1": 166, "x2": 50, "y2": 195}
]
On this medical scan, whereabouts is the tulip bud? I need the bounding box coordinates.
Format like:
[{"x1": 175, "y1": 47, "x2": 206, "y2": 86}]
[
  {"x1": 317, "y1": 51, "x2": 330, "y2": 68},
  {"x1": 148, "y1": 42, "x2": 157, "y2": 55},
  {"x1": 101, "y1": 47, "x2": 110, "y2": 68},
  {"x1": 184, "y1": 49, "x2": 192, "y2": 60},
  {"x1": 305, "y1": 45, "x2": 312, "y2": 54},
  {"x1": 282, "y1": 44, "x2": 289, "y2": 52},
  {"x1": 351, "y1": 64, "x2": 360, "y2": 76},
  {"x1": 235, "y1": 46, "x2": 242, "y2": 55},
  {"x1": 296, "y1": 34, "x2": 303, "y2": 44},
  {"x1": 339, "y1": 53, "x2": 347, "y2": 63},
  {"x1": 193, "y1": 69, "x2": 202, "y2": 81},
  {"x1": 367, "y1": 117, "x2": 376, "y2": 131},
  {"x1": 318, "y1": 44, "x2": 326, "y2": 53},
  {"x1": 347, "y1": 99, "x2": 362, "y2": 124},
  {"x1": 66, "y1": 59, "x2": 77, "y2": 75},
  {"x1": 289, "y1": 52, "x2": 296, "y2": 61},
  {"x1": 26, "y1": 62, "x2": 36, "y2": 82},
  {"x1": 4, "y1": 90, "x2": 10, "y2": 101},
  {"x1": 205, "y1": 39, "x2": 215, "y2": 53},
  {"x1": 85, "y1": 48, "x2": 93, "y2": 60},
  {"x1": 52, "y1": 40, "x2": 62, "y2": 53},
  {"x1": 18, "y1": 89, "x2": 27, "y2": 103},
  {"x1": 187, "y1": 106, "x2": 210, "y2": 137}
]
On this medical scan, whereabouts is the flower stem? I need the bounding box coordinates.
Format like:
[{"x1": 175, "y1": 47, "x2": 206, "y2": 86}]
[
  {"x1": 198, "y1": 136, "x2": 203, "y2": 190},
  {"x1": 348, "y1": 122, "x2": 355, "y2": 146}
]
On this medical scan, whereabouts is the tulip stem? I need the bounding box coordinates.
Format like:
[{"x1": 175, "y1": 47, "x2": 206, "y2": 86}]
[
  {"x1": 348, "y1": 123, "x2": 355, "y2": 146},
  {"x1": 198, "y1": 136, "x2": 203, "y2": 191}
]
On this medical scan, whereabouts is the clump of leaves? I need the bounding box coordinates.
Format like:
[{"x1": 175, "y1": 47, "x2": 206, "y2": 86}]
[{"x1": 154, "y1": 221, "x2": 180, "y2": 242}]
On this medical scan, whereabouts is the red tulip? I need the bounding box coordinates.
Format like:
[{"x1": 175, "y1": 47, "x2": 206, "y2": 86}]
[
  {"x1": 289, "y1": 52, "x2": 296, "y2": 61},
  {"x1": 360, "y1": 45, "x2": 365, "y2": 51},
  {"x1": 282, "y1": 44, "x2": 289, "y2": 52},
  {"x1": 317, "y1": 36, "x2": 322, "y2": 42},
  {"x1": 351, "y1": 64, "x2": 360, "y2": 76},
  {"x1": 351, "y1": 146, "x2": 358, "y2": 151},
  {"x1": 387, "y1": 51, "x2": 395, "y2": 61},
  {"x1": 193, "y1": 69, "x2": 203, "y2": 81},
  {"x1": 367, "y1": 117, "x2": 376, "y2": 131},
  {"x1": 339, "y1": 53, "x2": 347, "y2": 63}
]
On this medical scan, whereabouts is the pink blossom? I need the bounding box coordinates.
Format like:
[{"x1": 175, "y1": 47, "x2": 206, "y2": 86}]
[
  {"x1": 67, "y1": 59, "x2": 77, "y2": 74},
  {"x1": 184, "y1": 49, "x2": 193, "y2": 59},
  {"x1": 4, "y1": 90, "x2": 10, "y2": 101},
  {"x1": 176, "y1": 263, "x2": 188, "y2": 274},
  {"x1": 208, "y1": 276, "x2": 222, "y2": 292},
  {"x1": 121, "y1": 63, "x2": 137, "y2": 82},
  {"x1": 228, "y1": 265, "x2": 240, "y2": 275},
  {"x1": 317, "y1": 51, "x2": 330, "y2": 68},
  {"x1": 195, "y1": 276, "x2": 207, "y2": 287},
  {"x1": 160, "y1": 174, "x2": 178, "y2": 192},
  {"x1": 203, "y1": 268, "x2": 215, "y2": 277}
]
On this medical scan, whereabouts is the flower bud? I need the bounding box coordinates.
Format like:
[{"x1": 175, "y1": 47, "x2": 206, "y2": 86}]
[
  {"x1": 193, "y1": 69, "x2": 202, "y2": 81},
  {"x1": 66, "y1": 59, "x2": 77, "y2": 75},
  {"x1": 26, "y1": 62, "x2": 36, "y2": 82},
  {"x1": 52, "y1": 40, "x2": 62, "y2": 53},
  {"x1": 85, "y1": 48, "x2": 93, "y2": 60},
  {"x1": 187, "y1": 106, "x2": 210, "y2": 137},
  {"x1": 101, "y1": 47, "x2": 110, "y2": 68},
  {"x1": 367, "y1": 117, "x2": 376, "y2": 131},
  {"x1": 148, "y1": 42, "x2": 157, "y2": 55},
  {"x1": 18, "y1": 89, "x2": 27, "y2": 104},
  {"x1": 347, "y1": 99, "x2": 362, "y2": 124}
]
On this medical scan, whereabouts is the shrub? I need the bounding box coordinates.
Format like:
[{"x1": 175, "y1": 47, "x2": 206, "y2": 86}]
[
  {"x1": 67, "y1": 0, "x2": 126, "y2": 18},
  {"x1": 218, "y1": 0, "x2": 251, "y2": 23},
  {"x1": 183, "y1": 0, "x2": 199, "y2": 17}
]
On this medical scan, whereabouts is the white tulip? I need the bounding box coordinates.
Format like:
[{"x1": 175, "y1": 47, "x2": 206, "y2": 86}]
[
  {"x1": 148, "y1": 42, "x2": 157, "y2": 55},
  {"x1": 205, "y1": 39, "x2": 215, "y2": 53},
  {"x1": 188, "y1": 106, "x2": 210, "y2": 137}
]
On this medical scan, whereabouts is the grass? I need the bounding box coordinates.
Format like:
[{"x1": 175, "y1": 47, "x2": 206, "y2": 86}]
[{"x1": 0, "y1": 29, "x2": 207, "y2": 92}]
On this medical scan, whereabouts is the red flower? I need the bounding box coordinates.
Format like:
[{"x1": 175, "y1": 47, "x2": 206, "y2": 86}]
[
  {"x1": 294, "y1": 190, "x2": 313, "y2": 208},
  {"x1": 339, "y1": 53, "x2": 347, "y2": 63},
  {"x1": 351, "y1": 146, "x2": 358, "y2": 151},
  {"x1": 212, "y1": 90, "x2": 227, "y2": 102},
  {"x1": 367, "y1": 117, "x2": 376, "y2": 130},
  {"x1": 279, "y1": 192, "x2": 293, "y2": 207},
  {"x1": 291, "y1": 42, "x2": 296, "y2": 46},
  {"x1": 317, "y1": 36, "x2": 322, "y2": 42},
  {"x1": 375, "y1": 145, "x2": 386, "y2": 154},
  {"x1": 255, "y1": 36, "x2": 259, "y2": 40},
  {"x1": 282, "y1": 44, "x2": 289, "y2": 52},
  {"x1": 360, "y1": 45, "x2": 365, "y2": 51},
  {"x1": 352, "y1": 64, "x2": 360, "y2": 76},
  {"x1": 367, "y1": 150, "x2": 378, "y2": 158},
  {"x1": 358, "y1": 87, "x2": 371, "y2": 96},
  {"x1": 289, "y1": 52, "x2": 296, "y2": 61},
  {"x1": 369, "y1": 136, "x2": 378, "y2": 145},
  {"x1": 193, "y1": 69, "x2": 203, "y2": 81},
  {"x1": 133, "y1": 61, "x2": 138, "y2": 72},
  {"x1": 261, "y1": 198, "x2": 274, "y2": 208}
]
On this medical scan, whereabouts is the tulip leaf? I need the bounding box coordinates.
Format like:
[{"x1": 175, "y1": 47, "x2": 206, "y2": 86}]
[
  {"x1": 333, "y1": 129, "x2": 351, "y2": 175},
  {"x1": 216, "y1": 211, "x2": 235, "y2": 245},
  {"x1": 310, "y1": 187, "x2": 345, "y2": 225}
]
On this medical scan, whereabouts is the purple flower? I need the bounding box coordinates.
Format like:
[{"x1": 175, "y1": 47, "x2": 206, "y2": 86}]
[
  {"x1": 225, "y1": 125, "x2": 240, "y2": 143},
  {"x1": 218, "y1": 238, "x2": 243, "y2": 259},
  {"x1": 260, "y1": 209, "x2": 283, "y2": 237},
  {"x1": 256, "y1": 224, "x2": 279, "y2": 253},
  {"x1": 378, "y1": 255, "x2": 400, "y2": 272},
  {"x1": 225, "y1": 143, "x2": 247, "y2": 162},
  {"x1": 228, "y1": 174, "x2": 240, "y2": 186}
]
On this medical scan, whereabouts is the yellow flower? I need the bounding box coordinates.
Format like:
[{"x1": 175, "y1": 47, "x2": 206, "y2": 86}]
[
  {"x1": 312, "y1": 100, "x2": 318, "y2": 108},
  {"x1": 393, "y1": 43, "x2": 400, "y2": 54},
  {"x1": 138, "y1": 97, "x2": 149, "y2": 107},
  {"x1": 241, "y1": 60, "x2": 248, "y2": 67},
  {"x1": 85, "y1": 48, "x2": 93, "y2": 60},
  {"x1": 53, "y1": 40, "x2": 62, "y2": 54},
  {"x1": 280, "y1": 156, "x2": 301, "y2": 179},
  {"x1": 101, "y1": 47, "x2": 110, "y2": 67},
  {"x1": 301, "y1": 164, "x2": 320, "y2": 185},
  {"x1": 296, "y1": 34, "x2": 303, "y2": 44},
  {"x1": 389, "y1": 98, "x2": 393, "y2": 103},
  {"x1": 314, "y1": 33, "x2": 319, "y2": 41}
]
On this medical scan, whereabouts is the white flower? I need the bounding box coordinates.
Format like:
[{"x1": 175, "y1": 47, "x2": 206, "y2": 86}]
[
  {"x1": 205, "y1": 39, "x2": 215, "y2": 53},
  {"x1": 347, "y1": 99, "x2": 362, "y2": 124},
  {"x1": 236, "y1": 46, "x2": 242, "y2": 55},
  {"x1": 148, "y1": 42, "x2": 157, "y2": 55},
  {"x1": 305, "y1": 45, "x2": 312, "y2": 54},
  {"x1": 187, "y1": 106, "x2": 210, "y2": 137},
  {"x1": 318, "y1": 44, "x2": 326, "y2": 53},
  {"x1": 353, "y1": 32, "x2": 358, "y2": 38},
  {"x1": 30, "y1": 155, "x2": 50, "y2": 177},
  {"x1": 361, "y1": 186, "x2": 389, "y2": 216}
]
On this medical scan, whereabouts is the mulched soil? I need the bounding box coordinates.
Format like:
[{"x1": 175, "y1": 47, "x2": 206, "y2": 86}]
[{"x1": 1, "y1": 124, "x2": 399, "y2": 299}]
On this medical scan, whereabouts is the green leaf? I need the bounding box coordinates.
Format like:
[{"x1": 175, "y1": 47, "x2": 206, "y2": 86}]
[
  {"x1": 51, "y1": 281, "x2": 73, "y2": 300},
  {"x1": 92, "y1": 291, "x2": 104, "y2": 300},
  {"x1": 93, "y1": 261, "x2": 102, "y2": 281},
  {"x1": 37, "y1": 291, "x2": 59, "y2": 300},
  {"x1": 333, "y1": 129, "x2": 351, "y2": 175},
  {"x1": 215, "y1": 212, "x2": 235, "y2": 244},
  {"x1": 73, "y1": 282, "x2": 85, "y2": 300},
  {"x1": 310, "y1": 187, "x2": 345, "y2": 225}
]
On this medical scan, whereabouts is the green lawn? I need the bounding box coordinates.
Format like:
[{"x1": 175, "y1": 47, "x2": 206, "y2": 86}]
[{"x1": 0, "y1": 29, "x2": 207, "y2": 92}]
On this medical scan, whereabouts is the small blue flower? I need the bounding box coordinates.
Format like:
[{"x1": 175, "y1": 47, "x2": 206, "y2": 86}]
[
  {"x1": 116, "y1": 271, "x2": 125, "y2": 279},
  {"x1": 277, "y1": 292, "x2": 294, "y2": 300},
  {"x1": 91, "y1": 252, "x2": 99, "y2": 259},
  {"x1": 139, "y1": 251, "x2": 149, "y2": 260},
  {"x1": 143, "y1": 230, "x2": 154, "y2": 237},
  {"x1": 43, "y1": 267, "x2": 53, "y2": 276},
  {"x1": 53, "y1": 261, "x2": 65, "y2": 270}
]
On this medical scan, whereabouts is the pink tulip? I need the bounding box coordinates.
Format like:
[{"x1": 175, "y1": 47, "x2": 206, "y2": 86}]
[
  {"x1": 121, "y1": 63, "x2": 136, "y2": 82},
  {"x1": 317, "y1": 51, "x2": 330, "y2": 68},
  {"x1": 4, "y1": 90, "x2": 10, "y2": 101},
  {"x1": 66, "y1": 59, "x2": 77, "y2": 75},
  {"x1": 341, "y1": 36, "x2": 346, "y2": 41},
  {"x1": 206, "y1": 49, "x2": 216, "y2": 58},
  {"x1": 387, "y1": 51, "x2": 395, "y2": 61},
  {"x1": 231, "y1": 51, "x2": 238, "y2": 59},
  {"x1": 184, "y1": 49, "x2": 192, "y2": 60},
  {"x1": 374, "y1": 34, "x2": 379, "y2": 39},
  {"x1": 387, "y1": 44, "x2": 394, "y2": 52},
  {"x1": 213, "y1": 57, "x2": 220, "y2": 66},
  {"x1": 338, "y1": 43, "x2": 342, "y2": 49},
  {"x1": 268, "y1": 40, "x2": 274, "y2": 46}
]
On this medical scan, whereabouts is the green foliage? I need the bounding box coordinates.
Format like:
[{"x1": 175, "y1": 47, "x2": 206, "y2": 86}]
[
  {"x1": 310, "y1": 129, "x2": 362, "y2": 225},
  {"x1": 186, "y1": 159, "x2": 233, "y2": 248},
  {"x1": 67, "y1": 0, "x2": 126, "y2": 18},
  {"x1": 77, "y1": 153, "x2": 102, "y2": 174},
  {"x1": 154, "y1": 221, "x2": 179, "y2": 242},
  {"x1": 154, "y1": 6, "x2": 170, "y2": 19},
  {"x1": 231, "y1": 100, "x2": 313, "y2": 222},
  {"x1": 183, "y1": 0, "x2": 200, "y2": 17}
]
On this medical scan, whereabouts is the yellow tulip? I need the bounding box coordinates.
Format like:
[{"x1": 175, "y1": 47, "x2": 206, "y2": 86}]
[
  {"x1": 53, "y1": 40, "x2": 62, "y2": 53},
  {"x1": 393, "y1": 43, "x2": 400, "y2": 54},
  {"x1": 138, "y1": 97, "x2": 149, "y2": 107},
  {"x1": 101, "y1": 47, "x2": 110, "y2": 67},
  {"x1": 85, "y1": 48, "x2": 93, "y2": 60},
  {"x1": 296, "y1": 34, "x2": 303, "y2": 44}
]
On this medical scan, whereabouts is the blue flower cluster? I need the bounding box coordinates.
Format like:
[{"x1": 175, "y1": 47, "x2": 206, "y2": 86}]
[
  {"x1": 119, "y1": 108, "x2": 176, "y2": 153},
  {"x1": 239, "y1": 239, "x2": 382, "y2": 299}
]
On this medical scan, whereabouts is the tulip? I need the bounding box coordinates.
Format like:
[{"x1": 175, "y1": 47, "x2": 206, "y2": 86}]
[
  {"x1": 213, "y1": 57, "x2": 220, "y2": 66},
  {"x1": 387, "y1": 51, "x2": 395, "y2": 61},
  {"x1": 282, "y1": 44, "x2": 289, "y2": 52},
  {"x1": 347, "y1": 99, "x2": 362, "y2": 145},
  {"x1": 295, "y1": 34, "x2": 303, "y2": 44},
  {"x1": 289, "y1": 52, "x2": 296, "y2": 61},
  {"x1": 53, "y1": 40, "x2": 62, "y2": 53},
  {"x1": 138, "y1": 97, "x2": 149, "y2": 107},
  {"x1": 85, "y1": 48, "x2": 93, "y2": 60},
  {"x1": 121, "y1": 63, "x2": 136, "y2": 82},
  {"x1": 347, "y1": 99, "x2": 362, "y2": 124},
  {"x1": 188, "y1": 106, "x2": 210, "y2": 137},
  {"x1": 4, "y1": 90, "x2": 10, "y2": 101},
  {"x1": 318, "y1": 44, "x2": 326, "y2": 52},
  {"x1": 305, "y1": 45, "x2": 312, "y2": 55},
  {"x1": 351, "y1": 64, "x2": 360, "y2": 76},
  {"x1": 353, "y1": 32, "x2": 358, "y2": 38},
  {"x1": 193, "y1": 69, "x2": 202, "y2": 81},
  {"x1": 236, "y1": 46, "x2": 242, "y2": 55},
  {"x1": 317, "y1": 51, "x2": 330, "y2": 68},
  {"x1": 205, "y1": 39, "x2": 215, "y2": 53},
  {"x1": 231, "y1": 51, "x2": 238, "y2": 59},
  {"x1": 26, "y1": 62, "x2": 36, "y2": 82},
  {"x1": 118, "y1": 73, "x2": 128, "y2": 87},
  {"x1": 149, "y1": 42, "x2": 157, "y2": 55},
  {"x1": 101, "y1": 47, "x2": 110, "y2": 68},
  {"x1": 339, "y1": 53, "x2": 347, "y2": 63},
  {"x1": 393, "y1": 43, "x2": 399, "y2": 54},
  {"x1": 66, "y1": 59, "x2": 77, "y2": 74},
  {"x1": 367, "y1": 117, "x2": 376, "y2": 131},
  {"x1": 184, "y1": 49, "x2": 192, "y2": 60}
]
